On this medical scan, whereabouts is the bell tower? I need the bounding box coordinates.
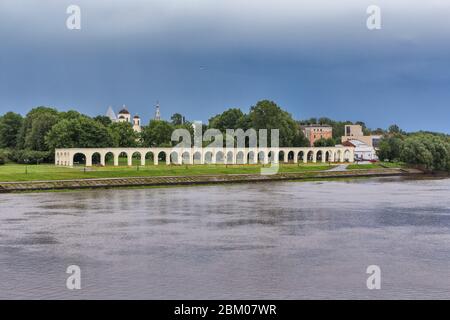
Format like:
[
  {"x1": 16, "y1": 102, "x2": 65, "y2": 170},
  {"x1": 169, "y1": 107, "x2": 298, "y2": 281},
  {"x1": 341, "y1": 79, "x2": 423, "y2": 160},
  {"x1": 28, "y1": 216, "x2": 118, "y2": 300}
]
[{"x1": 154, "y1": 101, "x2": 161, "y2": 120}]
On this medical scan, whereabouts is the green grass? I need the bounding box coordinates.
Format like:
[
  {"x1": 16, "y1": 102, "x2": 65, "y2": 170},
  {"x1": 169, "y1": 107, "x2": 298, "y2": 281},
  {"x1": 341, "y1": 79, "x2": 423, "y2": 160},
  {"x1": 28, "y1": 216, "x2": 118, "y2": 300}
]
[
  {"x1": 347, "y1": 161, "x2": 404, "y2": 170},
  {"x1": 0, "y1": 161, "x2": 336, "y2": 182},
  {"x1": 379, "y1": 161, "x2": 406, "y2": 168}
]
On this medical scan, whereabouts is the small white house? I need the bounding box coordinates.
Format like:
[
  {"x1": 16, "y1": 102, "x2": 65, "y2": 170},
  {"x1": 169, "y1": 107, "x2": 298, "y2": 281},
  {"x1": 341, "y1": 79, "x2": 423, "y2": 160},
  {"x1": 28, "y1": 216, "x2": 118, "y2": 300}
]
[{"x1": 343, "y1": 139, "x2": 378, "y2": 161}]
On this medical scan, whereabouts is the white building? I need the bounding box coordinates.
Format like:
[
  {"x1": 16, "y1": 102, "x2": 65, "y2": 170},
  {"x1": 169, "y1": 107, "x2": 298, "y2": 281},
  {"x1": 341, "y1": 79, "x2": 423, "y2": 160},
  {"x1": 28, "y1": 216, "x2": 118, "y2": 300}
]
[
  {"x1": 133, "y1": 115, "x2": 142, "y2": 133},
  {"x1": 105, "y1": 103, "x2": 162, "y2": 133},
  {"x1": 342, "y1": 139, "x2": 378, "y2": 161},
  {"x1": 117, "y1": 106, "x2": 131, "y2": 123},
  {"x1": 105, "y1": 105, "x2": 141, "y2": 133},
  {"x1": 341, "y1": 124, "x2": 381, "y2": 148},
  {"x1": 154, "y1": 102, "x2": 161, "y2": 120}
]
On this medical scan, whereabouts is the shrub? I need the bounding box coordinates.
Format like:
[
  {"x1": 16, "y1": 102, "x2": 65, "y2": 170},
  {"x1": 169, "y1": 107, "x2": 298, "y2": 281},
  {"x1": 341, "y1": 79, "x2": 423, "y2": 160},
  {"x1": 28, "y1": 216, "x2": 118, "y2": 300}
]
[
  {"x1": 400, "y1": 134, "x2": 450, "y2": 172},
  {"x1": 0, "y1": 149, "x2": 12, "y2": 165},
  {"x1": 10, "y1": 149, "x2": 52, "y2": 164}
]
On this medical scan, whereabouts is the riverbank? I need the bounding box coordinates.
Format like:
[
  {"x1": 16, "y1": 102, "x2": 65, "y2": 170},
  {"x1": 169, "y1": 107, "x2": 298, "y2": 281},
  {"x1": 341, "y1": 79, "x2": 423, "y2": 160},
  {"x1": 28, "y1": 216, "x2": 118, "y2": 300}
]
[
  {"x1": 0, "y1": 163, "x2": 334, "y2": 182},
  {"x1": 0, "y1": 167, "x2": 424, "y2": 193}
]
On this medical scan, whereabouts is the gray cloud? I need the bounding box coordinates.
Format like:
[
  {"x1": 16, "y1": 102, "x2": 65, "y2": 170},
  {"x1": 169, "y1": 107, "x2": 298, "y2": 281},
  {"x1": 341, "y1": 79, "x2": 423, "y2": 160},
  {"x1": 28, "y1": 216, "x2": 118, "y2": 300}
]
[{"x1": 1, "y1": 0, "x2": 450, "y2": 52}]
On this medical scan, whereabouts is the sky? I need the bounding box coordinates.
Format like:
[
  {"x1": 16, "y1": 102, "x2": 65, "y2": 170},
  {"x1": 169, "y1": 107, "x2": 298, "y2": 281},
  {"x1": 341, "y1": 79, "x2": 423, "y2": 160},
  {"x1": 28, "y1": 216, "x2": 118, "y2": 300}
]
[{"x1": 0, "y1": 0, "x2": 449, "y2": 133}]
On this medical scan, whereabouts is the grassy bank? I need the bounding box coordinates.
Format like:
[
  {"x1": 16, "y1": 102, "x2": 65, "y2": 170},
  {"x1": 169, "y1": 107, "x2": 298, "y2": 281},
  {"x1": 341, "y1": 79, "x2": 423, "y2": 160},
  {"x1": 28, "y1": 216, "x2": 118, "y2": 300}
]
[
  {"x1": 0, "y1": 162, "x2": 336, "y2": 182},
  {"x1": 347, "y1": 162, "x2": 404, "y2": 170},
  {"x1": 0, "y1": 167, "x2": 415, "y2": 193}
]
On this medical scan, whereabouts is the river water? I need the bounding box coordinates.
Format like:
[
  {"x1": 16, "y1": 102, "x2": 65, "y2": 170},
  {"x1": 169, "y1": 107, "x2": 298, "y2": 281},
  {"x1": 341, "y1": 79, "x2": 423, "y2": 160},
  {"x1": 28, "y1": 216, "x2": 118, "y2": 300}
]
[{"x1": 0, "y1": 177, "x2": 449, "y2": 299}]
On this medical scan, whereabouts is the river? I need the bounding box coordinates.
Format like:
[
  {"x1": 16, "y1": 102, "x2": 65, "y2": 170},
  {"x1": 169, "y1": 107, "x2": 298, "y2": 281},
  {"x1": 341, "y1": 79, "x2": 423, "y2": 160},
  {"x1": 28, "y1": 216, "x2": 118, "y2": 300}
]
[{"x1": 0, "y1": 177, "x2": 449, "y2": 299}]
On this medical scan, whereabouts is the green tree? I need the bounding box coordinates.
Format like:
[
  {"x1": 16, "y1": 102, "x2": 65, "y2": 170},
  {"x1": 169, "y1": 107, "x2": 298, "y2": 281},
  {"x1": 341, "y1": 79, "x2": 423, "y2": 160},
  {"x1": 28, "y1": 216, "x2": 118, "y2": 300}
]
[
  {"x1": 17, "y1": 107, "x2": 60, "y2": 151},
  {"x1": 59, "y1": 110, "x2": 83, "y2": 120},
  {"x1": 372, "y1": 128, "x2": 385, "y2": 135},
  {"x1": 9, "y1": 149, "x2": 51, "y2": 164},
  {"x1": 388, "y1": 124, "x2": 401, "y2": 134},
  {"x1": 170, "y1": 113, "x2": 184, "y2": 126},
  {"x1": 141, "y1": 120, "x2": 174, "y2": 147},
  {"x1": 0, "y1": 149, "x2": 11, "y2": 165},
  {"x1": 0, "y1": 112, "x2": 23, "y2": 148},
  {"x1": 45, "y1": 117, "x2": 114, "y2": 150},
  {"x1": 400, "y1": 137, "x2": 433, "y2": 170},
  {"x1": 93, "y1": 115, "x2": 113, "y2": 127},
  {"x1": 377, "y1": 135, "x2": 403, "y2": 161},
  {"x1": 400, "y1": 134, "x2": 450, "y2": 172},
  {"x1": 248, "y1": 100, "x2": 300, "y2": 147},
  {"x1": 292, "y1": 131, "x2": 310, "y2": 147},
  {"x1": 209, "y1": 108, "x2": 245, "y2": 132},
  {"x1": 109, "y1": 122, "x2": 139, "y2": 147},
  {"x1": 314, "y1": 137, "x2": 336, "y2": 147}
]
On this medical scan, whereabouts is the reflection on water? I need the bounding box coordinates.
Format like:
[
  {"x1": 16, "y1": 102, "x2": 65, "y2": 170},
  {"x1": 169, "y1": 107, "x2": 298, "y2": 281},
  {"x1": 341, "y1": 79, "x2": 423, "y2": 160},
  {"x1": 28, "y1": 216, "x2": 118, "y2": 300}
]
[{"x1": 0, "y1": 177, "x2": 449, "y2": 299}]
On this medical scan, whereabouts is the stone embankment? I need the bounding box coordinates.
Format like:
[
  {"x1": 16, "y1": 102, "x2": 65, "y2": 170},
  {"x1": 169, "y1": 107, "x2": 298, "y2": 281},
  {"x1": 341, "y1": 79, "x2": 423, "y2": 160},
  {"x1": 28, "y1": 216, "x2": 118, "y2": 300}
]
[{"x1": 0, "y1": 168, "x2": 423, "y2": 193}]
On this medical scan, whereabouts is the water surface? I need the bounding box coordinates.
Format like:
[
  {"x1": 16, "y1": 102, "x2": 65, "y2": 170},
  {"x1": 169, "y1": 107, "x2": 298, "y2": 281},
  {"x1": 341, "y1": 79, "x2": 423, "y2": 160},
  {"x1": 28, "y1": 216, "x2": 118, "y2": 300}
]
[{"x1": 0, "y1": 177, "x2": 449, "y2": 299}]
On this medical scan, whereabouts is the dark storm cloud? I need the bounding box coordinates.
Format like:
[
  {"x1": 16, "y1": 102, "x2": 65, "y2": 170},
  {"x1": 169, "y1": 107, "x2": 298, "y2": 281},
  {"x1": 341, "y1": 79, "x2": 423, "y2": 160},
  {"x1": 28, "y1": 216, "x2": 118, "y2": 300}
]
[{"x1": 0, "y1": 0, "x2": 449, "y2": 132}]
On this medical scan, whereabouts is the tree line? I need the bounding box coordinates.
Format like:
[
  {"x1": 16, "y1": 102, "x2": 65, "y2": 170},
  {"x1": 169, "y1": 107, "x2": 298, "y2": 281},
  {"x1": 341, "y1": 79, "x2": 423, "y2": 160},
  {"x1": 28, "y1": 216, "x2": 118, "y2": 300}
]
[
  {"x1": 0, "y1": 100, "x2": 449, "y2": 172},
  {"x1": 377, "y1": 131, "x2": 450, "y2": 172},
  {"x1": 0, "y1": 100, "x2": 309, "y2": 164}
]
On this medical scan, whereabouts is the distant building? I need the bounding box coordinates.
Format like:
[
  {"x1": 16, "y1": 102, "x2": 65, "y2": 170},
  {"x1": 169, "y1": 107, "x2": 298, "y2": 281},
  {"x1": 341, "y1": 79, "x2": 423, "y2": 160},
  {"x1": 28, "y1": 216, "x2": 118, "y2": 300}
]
[
  {"x1": 105, "y1": 102, "x2": 164, "y2": 133},
  {"x1": 117, "y1": 105, "x2": 131, "y2": 123},
  {"x1": 342, "y1": 139, "x2": 378, "y2": 161},
  {"x1": 133, "y1": 115, "x2": 142, "y2": 133},
  {"x1": 154, "y1": 102, "x2": 161, "y2": 120},
  {"x1": 105, "y1": 106, "x2": 117, "y2": 121},
  {"x1": 105, "y1": 105, "x2": 141, "y2": 133},
  {"x1": 341, "y1": 124, "x2": 381, "y2": 148},
  {"x1": 301, "y1": 124, "x2": 333, "y2": 147}
]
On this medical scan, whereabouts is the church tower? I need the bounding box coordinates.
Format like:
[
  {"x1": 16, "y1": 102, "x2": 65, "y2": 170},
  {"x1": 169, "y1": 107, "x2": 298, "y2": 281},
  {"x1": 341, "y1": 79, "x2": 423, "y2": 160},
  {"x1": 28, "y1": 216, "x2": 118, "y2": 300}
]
[
  {"x1": 133, "y1": 115, "x2": 142, "y2": 133},
  {"x1": 154, "y1": 101, "x2": 161, "y2": 120},
  {"x1": 105, "y1": 106, "x2": 117, "y2": 122},
  {"x1": 117, "y1": 105, "x2": 131, "y2": 123}
]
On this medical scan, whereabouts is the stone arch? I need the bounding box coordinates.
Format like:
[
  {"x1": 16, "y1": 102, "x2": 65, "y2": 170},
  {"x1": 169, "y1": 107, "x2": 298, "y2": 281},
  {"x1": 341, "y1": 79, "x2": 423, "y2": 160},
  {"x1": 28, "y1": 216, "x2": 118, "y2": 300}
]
[
  {"x1": 118, "y1": 151, "x2": 130, "y2": 166},
  {"x1": 157, "y1": 151, "x2": 167, "y2": 163},
  {"x1": 182, "y1": 151, "x2": 191, "y2": 164},
  {"x1": 73, "y1": 152, "x2": 86, "y2": 166},
  {"x1": 236, "y1": 151, "x2": 245, "y2": 164},
  {"x1": 193, "y1": 151, "x2": 202, "y2": 164},
  {"x1": 247, "y1": 151, "x2": 256, "y2": 164},
  {"x1": 278, "y1": 150, "x2": 285, "y2": 162},
  {"x1": 145, "y1": 151, "x2": 154, "y2": 164},
  {"x1": 344, "y1": 149, "x2": 351, "y2": 162},
  {"x1": 326, "y1": 150, "x2": 333, "y2": 162},
  {"x1": 204, "y1": 151, "x2": 213, "y2": 164},
  {"x1": 316, "y1": 150, "x2": 323, "y2": 162},
  {"x1": 288, "y1": 151, "x2": 295, "y2": 162},
  {"x1": 170, "y1": 151, "x2": 179, "y2": 164},
  {"x1": 91, "y1": 152, "x2": 102, "y2": 166},
  {"x1": 132, "y1": 151, "x2": 142, "y2": 166},
  {"x1": 307, "y1": 150, "x2": 314, "y2": 162},
  {"x1": 335, "y1": 150, "x2": 342, "y2": 162},
  {"x1": 216, "y1": 151, "x2": 225, "y2": 164},
  {"x1": 258, "y1": 151, "x2": 265, "y2": 164},
  {"x1": 297, "y1": 151, "x2": 305, "y2": 162},
  {"x1": 104, "y1": 151, "x2": 115, "y2": 166},
  {"x1": 226, "y1": 151, "x2": 234, "y2": 164}
]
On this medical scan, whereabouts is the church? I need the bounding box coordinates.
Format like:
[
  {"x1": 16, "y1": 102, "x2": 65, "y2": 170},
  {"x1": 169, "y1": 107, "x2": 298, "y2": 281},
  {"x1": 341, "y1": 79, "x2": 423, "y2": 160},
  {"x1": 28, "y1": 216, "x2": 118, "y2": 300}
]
[{"x1": 105, "y1": 103, "x2": 161, "y2": 133}]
